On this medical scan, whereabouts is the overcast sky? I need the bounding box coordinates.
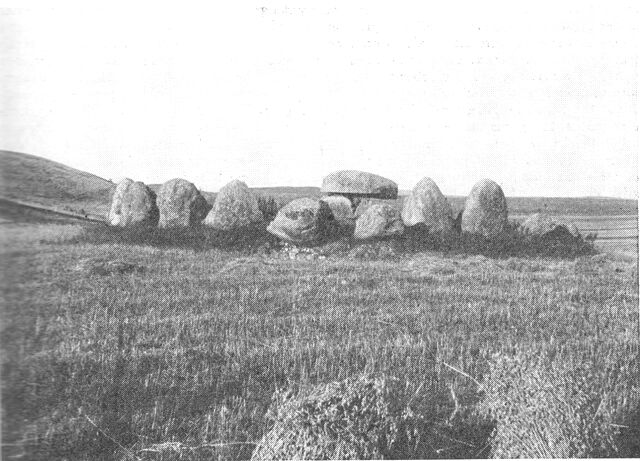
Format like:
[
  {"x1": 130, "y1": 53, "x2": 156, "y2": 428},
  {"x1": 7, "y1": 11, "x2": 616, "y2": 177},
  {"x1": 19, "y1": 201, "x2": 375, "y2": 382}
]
[{"x1": 1, "y1": 4, "x2": 638, "y2": 197}]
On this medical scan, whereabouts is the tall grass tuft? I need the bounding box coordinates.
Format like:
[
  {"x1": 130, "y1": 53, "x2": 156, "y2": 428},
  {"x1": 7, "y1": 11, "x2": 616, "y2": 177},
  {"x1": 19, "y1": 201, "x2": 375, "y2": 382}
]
[
  {"x1": 251, "y1": 374, "x2": 434, "y2": 460},
  {"x1": 479, "y1": 348, "x2": 638, "y2": 458},
  {"x1": 2, "y1": 217, "x2": 635, "y2": 459},
  {"x1": 72, "y1": 218, "x2": 597, "y2": 260}
]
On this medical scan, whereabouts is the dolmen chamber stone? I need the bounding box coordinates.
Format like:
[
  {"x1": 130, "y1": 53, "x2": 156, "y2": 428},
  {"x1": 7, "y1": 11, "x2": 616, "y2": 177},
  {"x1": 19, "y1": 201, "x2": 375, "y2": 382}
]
[
  {"x1": 401, "y1": 177, "x2": 454, "y2": 233},
  {"x1": 461, "y1": 179, "x2": 508, "y2": 237},
  {"x1": 354, "y1": 203, "x2": 404, "y2": 240},
  {"x1": 320, "y1": 195, "x2": 355, "y2": 227},
  {"x1": 267, "y1": 198, "x2": 333, "y2": 245},
  {"x1": 108, "y1": 178, "x2": 159, "y2": 226},
  {"x1": 354, "y1": 198, "x2": 390, "y2": 218},
  {"x1": 321, "y1": 170, "x2": 398, "y2": 200},
  {"x1": 157, "y1": 178, "x2": 211, "y2": 228},
  {"x1": 204, "y1": 179, "x2": 263, "y2": 230}
]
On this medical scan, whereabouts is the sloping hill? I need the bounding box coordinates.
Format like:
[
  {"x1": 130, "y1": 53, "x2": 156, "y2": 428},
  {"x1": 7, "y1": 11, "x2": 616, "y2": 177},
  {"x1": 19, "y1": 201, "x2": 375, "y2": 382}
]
[
  {"x1": 0, "y1": 150, "x2": 116, "y2": 219},
  {"x1": 1, "y1": 149, "x2": 635, "y2": 239}
]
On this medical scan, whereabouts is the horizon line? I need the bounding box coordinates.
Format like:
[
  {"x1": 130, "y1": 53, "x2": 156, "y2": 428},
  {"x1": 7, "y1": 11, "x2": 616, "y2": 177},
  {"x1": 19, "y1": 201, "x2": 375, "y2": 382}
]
[{"x1": 2, "y1": 149, "x2": 637, "y2": 201}]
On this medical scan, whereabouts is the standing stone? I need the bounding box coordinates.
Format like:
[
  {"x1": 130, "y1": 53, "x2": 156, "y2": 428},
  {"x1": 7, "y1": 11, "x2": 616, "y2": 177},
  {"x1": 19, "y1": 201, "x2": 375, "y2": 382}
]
[
  {"x1": 108, "y1": 178, "x2": 158, "y2": 227},
  {"x1": 461, "y1": 179, "x2": 508, "y2": 237},
  {"x1": 204, "y1": 180, "x2": 263, "y2": 230},
  {"x1": 320, "y1": 195, "x2": 355, "y2": 227},
  {"x1": 321, "y1": 170, "x2": 398, "y2": 200},
  {"x1": 267, "y1": 198, "x2": 333, "y2": 245},
  {"x1": 354, "y1": 203, "x2": 404, "y2": 240},
  {"x1": 401, "y1": 177, "x2": 454, "y2": 232},
  {"x1": 157, "y1": 178, "x2": 211, "y2": 228}
]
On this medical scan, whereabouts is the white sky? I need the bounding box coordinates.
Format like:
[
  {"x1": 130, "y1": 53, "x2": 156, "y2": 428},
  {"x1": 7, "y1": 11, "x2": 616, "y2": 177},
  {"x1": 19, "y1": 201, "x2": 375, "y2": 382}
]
[{"x1": 1, "y1": 3, "x2": 638, "y2": 197}]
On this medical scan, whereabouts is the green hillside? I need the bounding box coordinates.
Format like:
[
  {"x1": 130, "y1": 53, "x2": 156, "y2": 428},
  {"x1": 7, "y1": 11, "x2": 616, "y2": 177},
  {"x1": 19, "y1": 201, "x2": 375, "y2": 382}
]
[{"x1": 0, "y1": 150, "x2": 116, "y2": 218}]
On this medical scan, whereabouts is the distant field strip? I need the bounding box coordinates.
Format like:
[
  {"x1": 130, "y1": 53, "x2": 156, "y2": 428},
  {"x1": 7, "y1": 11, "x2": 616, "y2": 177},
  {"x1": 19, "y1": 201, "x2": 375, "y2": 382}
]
[
  {"x1": 583, "y1": 216, "x2": 637, "y2": 255},
  {"x1": 586, "y1": 228, "x2": 638, "y2": 238},
  {"x1": 511, "y1": 213, "x2": 637, "y2": 221},
  {"x1": 568, "y1": 215, "x2": 637, "y2": 220},
  {"x1": 573, "y1": 217, "x2": 637, "y2": 242}
]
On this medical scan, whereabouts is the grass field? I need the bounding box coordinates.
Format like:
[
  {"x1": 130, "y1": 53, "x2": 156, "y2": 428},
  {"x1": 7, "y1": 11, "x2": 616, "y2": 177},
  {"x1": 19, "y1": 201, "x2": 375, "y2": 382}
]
[
  {"x1": 1, "y1": 150, "x2": 638, "y2": 459},
  {"x1": 1, "y1": 213, "x2": 638, "y2": 459}
]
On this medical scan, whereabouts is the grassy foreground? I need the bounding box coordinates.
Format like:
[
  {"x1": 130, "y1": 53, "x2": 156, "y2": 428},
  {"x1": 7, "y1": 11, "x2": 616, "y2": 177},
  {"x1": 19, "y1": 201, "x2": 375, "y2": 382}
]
[{"x1": 1, "y1": 222, "x2": 638, "y2": 459}]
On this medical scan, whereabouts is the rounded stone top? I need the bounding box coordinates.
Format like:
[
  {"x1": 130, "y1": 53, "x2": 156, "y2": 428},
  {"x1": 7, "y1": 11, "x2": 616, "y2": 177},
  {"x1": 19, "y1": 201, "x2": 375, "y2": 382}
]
[
  {"x1": 204, "y1": 179, "x2": 263, "y2": 230},
  {"x1": 157, "y1": 178, "x2": 210, "y2": 227},
  {"x1": 266, "y1": 198, "x2": 333, "y2": 245},
  {"x1": 159, "y1": 177, "x2": 197, "y2": 192},
  {"x1": 465, "y1": 179, "x2": 508, "y2": 212},
  {"x1": 522, "y1": 213, "x2": 557, "y2": 235},
  {"x1": 469, "y1": 178, "x2": 505, "y2": 199},
  {"x1": 461, "y1": 179, "x2": 508, "y2": 237},
  {"x1": 321, "y1": 170, "x2": 398, "y2": 199},
  {"x1": 401, "y1": 177, "x2": 453, "y2": 230},
  {"x1": 108, "y1": 178, "x2": 158, "y2": 227}
]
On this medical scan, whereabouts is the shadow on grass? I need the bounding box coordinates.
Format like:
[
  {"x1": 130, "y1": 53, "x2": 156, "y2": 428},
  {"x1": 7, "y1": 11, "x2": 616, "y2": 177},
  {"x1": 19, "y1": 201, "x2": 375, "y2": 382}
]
[
  {"x1": 69, "y1": 223, "x2": 281, "y2": 253},
  {"x1": 617, "y1": 405, "x2": 640, "y2": 457},
  {"x1": 399, "y1": 222, "x2": 597, "y2": 259},
  {"x1": 70, "y1": 221, "x2": 598, "y2": 260}
]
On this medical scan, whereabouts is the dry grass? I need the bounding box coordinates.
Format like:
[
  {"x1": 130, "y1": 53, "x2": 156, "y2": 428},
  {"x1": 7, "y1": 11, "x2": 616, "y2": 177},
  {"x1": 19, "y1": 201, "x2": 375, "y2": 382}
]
[
  {"x1": 252, "y1": 374, "x2": 430, "y2": 460},
  {"x1": 1, "y1": 219, "x2": 638, "y2": 459},
  {"x1": 479, "y1": 348, "x2": 637, "y2": 458}
]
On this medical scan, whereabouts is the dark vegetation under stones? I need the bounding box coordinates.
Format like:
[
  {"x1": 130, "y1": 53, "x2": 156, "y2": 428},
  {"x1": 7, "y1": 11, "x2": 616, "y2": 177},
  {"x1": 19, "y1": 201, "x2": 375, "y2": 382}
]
[
  {"x1": 1, "y1": 193, "x2": 637, "y2": 460},
  {"x1": 71, "y1": 216, "x2": 598, "y2": 260}
]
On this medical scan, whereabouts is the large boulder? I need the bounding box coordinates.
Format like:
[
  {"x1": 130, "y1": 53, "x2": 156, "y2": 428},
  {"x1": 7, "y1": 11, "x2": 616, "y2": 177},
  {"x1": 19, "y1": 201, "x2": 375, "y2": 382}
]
[
  {"x1": 521, "y1": 212, "x2": 556, "y2": 236},
  {"x1": 204, "y1": 179, "x2": 263, "y2": 230},
  {"x1": 522, "y1": 213, "x2": 580, "y2": 241},
  {"x1": 354, "y1": 203, "x2": 404, "y2": 240},
  {"x1": 401, "y1": 177, "x2": 454, "y2": 232},
  {"x1": 461, "y1": 179, "x2": 508, "y2": 237},
  {"x1": 108, "y1": 178, "x2": 158, "y2": 226},
  {"x1": 321, "y1": 170, "x2": 398, "y2": 199},
  {"x1": 267, "y1": 198, "x2": 333, "y2": 245},
  {"x1": 320, "y1": 195, "x2": 355, "y2": 227},
  {"x1": 157, "y1": 178, "x2": 211, "y2": 228}
]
